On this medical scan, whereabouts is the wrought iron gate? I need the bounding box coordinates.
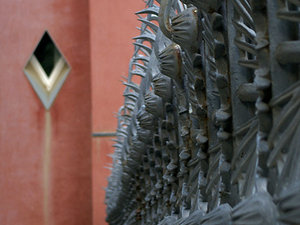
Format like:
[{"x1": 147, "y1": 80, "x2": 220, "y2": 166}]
[{"x1": 105, "y1": 0, "x2": 300, "y2": 224}]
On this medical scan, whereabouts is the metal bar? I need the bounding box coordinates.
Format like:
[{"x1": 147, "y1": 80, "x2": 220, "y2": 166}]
[{"x1": 92, "y1": 132, "x2": 116, "y2": 137}]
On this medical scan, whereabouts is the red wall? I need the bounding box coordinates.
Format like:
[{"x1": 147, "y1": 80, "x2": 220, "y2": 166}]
[
  {"x1": 0, "y1": 1, "x2": 92, "y2": 225},
  {"x1": 89, "y1": 1, "x2": 145, "y2": 224},
  {"x1": 0, "y1": 0, "x2": 145, "y2": 224}
]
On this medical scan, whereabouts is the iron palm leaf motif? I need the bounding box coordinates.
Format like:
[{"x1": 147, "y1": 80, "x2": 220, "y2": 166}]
[{"x1": 105, "y1": 0, "x2": 300, "y2": 224}]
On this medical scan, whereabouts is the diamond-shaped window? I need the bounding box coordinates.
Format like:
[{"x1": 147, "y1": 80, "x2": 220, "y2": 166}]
[{"x1": 24, "y1": 31, "x2": 70, "y2": 109}]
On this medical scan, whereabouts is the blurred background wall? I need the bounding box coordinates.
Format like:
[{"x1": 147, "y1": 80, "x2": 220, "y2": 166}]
[
  {"x1": 89, "y1": 0, "x2": 144, "y2": 224},
  {"x1": 0, "y1": 0, "x2": 144, "y2": 224}
]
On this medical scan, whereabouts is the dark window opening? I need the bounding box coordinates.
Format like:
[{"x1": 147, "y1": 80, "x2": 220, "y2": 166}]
[{"x1": 34, "y1": 32, "x2": 61, "y2": 77}]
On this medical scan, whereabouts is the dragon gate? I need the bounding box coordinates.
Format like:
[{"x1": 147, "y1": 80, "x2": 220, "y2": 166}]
[{"x1": 105, "y1": 0, "x2": 300, "y2": 224}]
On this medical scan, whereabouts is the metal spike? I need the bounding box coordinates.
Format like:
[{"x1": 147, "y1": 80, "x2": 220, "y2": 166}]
[
  {"x1": 133, "y1": 42, "x2": 153, "y2": 55},
  {"x1": 132, "y1": 62, "x2": 147, "y2": 71},
  {"x1": 136, "y1": 26, "x2": 154, "y2": 35},
  {"x1": 133, "y1": 33, "x2": 156, "y2": 43},
  {"x1": 123, "y1": 82, "x2": 140, "y2": 92},
  {"x1": 124, "y1": 92, "x2": 139, "y2": 100},
  {"x1": 138, "y1": 18, "x2": 158, "y2": 33},
  {"x1": 232, "y1": 20, "x2": 256, "y2": 40},
  {"x1": 130, "y1": 69, "x2": 146, "y2": 77},
  {"x1": 135, "y1": 6, "x2": 159, "y2": 16},
  {"x1": 232, "y1": 0, "x2": 254, "y2": 28},
  {"x1": 238, "y1": 59, "x2": 259, "y2": 69},
  {"x1": 277, "y1": 10, "x2": 300, "y2": 23},
  {"x1": 133, "y1": 55, "x2": 150, "y2": 63},
  {"x1": 234, "y1": 38, "x2": 256, "y2": 55}
]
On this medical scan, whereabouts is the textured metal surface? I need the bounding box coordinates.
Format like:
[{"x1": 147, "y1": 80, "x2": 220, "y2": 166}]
[{"x1": 105, "y1": 0, "x2": 300, "y2": 224}]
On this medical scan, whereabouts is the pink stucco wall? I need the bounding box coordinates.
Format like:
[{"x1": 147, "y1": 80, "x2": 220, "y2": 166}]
[
  {"x1": 0, "y1": 1, "x2": 92, "y2": 224},
  {"x1": 89, "y1": 1, "x2": 145, "y2": 224},
  {"x1": 0, "y1": 0, "x2": 145, "y2": 224}
]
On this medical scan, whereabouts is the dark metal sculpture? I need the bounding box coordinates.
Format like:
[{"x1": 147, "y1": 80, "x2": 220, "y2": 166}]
[{"x1": 105, "y1": 0, "x2": 300, "y2": 224}]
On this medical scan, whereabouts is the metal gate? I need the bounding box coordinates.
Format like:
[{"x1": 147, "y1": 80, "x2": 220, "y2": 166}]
[{"x1": 105, "y1": 0, "x2": 300, "y2": 224}]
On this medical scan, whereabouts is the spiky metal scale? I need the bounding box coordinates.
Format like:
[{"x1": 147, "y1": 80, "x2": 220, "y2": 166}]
[{"x1": 105, "y1": 0, "x2": 300, "y2": 224}]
